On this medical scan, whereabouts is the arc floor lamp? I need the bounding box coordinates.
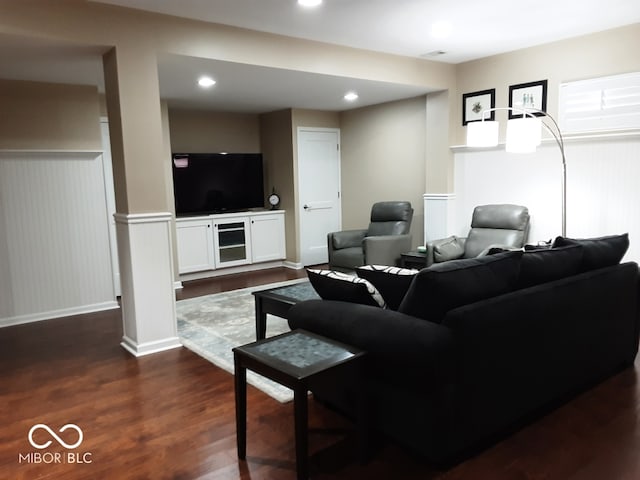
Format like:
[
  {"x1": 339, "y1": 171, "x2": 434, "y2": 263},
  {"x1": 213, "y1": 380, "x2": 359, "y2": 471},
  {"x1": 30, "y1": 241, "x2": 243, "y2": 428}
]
[{"x1": 466, "y1": 107, "x2": 567, "y2": 237}]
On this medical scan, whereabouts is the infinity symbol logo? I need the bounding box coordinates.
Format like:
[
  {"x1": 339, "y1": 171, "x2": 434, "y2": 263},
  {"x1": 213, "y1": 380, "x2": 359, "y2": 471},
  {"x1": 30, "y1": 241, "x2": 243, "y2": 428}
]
[{"x1": 28, "y1": 424, "x2": 84, "y2": 450}]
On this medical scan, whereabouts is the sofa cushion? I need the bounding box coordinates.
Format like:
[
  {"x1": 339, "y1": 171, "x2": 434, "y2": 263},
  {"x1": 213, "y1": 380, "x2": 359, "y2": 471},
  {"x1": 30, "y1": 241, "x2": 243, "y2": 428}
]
[
  {"x1": 307, "y1": 269, "x2": 386, "y2": 308},
  {"x1": 518, "y1": 244, "x2": 583, "y2": 288},
  {"x1": 553, "y1": 233, "x2": 629, "y2": 271},
  {"x1": 433, "y1": 236, "x2": 465, "y2": 262},
  {"x1": 398, "y1": 251, "x2": 522, "y2": 323},
  {"x1": 356, "y1": 265, "x2": 419, "y2": 310}
]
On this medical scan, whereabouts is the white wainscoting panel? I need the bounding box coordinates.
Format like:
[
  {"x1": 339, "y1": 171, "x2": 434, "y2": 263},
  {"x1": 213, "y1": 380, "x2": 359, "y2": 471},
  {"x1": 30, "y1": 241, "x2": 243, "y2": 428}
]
[
  {"x1": 423, "y1": 193, "x2": 456, "y2": 242},
  {"x1": 116, "y1": 212, "x2": 181, "y2": 356},
  {"x1": 0, "y1": 151, "x2": 118, "y2": 326},
  {"x1": 453, "y1": 133, "x2": 640, "y2": 262}
]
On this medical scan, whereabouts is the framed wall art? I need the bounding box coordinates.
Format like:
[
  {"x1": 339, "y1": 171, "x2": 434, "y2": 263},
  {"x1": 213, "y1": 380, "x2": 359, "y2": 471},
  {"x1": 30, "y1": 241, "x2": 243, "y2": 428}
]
[
  {"x1": 462, "y1": 88, "x2": 496, "y2": 125},
  {"x1": 508, "y1": 79, "x2": 548, "y2": 118}
]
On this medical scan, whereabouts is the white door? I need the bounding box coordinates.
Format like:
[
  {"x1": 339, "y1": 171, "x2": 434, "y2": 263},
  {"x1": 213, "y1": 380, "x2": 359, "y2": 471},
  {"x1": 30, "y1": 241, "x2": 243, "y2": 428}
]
[{"x1": 297, "y1": 128, "x2": 341, "y2": 266}]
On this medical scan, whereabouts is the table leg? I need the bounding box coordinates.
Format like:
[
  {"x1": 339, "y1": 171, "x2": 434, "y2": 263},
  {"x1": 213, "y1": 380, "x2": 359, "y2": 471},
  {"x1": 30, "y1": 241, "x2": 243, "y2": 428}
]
[
  {"x1": 355, "y1": 362, "x2": 370, "y2": 464},
  {"x1": 255, "y1": 297, "x2": 267, "y2": 340},
  {"x1": 234, "y1": 354, "x2": 247, "y2": 460},
  {"x1": 293, "y1": 386, "x2": 309, "y2": 480}
]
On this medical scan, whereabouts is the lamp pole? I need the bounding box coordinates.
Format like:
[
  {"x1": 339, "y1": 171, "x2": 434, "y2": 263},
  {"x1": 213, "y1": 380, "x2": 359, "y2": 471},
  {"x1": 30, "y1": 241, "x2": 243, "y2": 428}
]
[{"x1": 475, "y1": 107, "x2": 567, "y2": 237}]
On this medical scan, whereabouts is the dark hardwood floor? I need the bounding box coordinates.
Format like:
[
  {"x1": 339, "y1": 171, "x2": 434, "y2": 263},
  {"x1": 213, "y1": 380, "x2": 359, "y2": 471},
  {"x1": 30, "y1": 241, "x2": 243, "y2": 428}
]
[{"x1": 1, "y1": 266, "x2": 639, "y2": 479}]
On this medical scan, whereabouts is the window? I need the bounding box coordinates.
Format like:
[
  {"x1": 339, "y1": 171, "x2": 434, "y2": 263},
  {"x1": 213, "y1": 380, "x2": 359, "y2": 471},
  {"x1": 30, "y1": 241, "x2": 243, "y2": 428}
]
[{"x1": 559, "y1": 72, "x2": 640, "y2": 134}]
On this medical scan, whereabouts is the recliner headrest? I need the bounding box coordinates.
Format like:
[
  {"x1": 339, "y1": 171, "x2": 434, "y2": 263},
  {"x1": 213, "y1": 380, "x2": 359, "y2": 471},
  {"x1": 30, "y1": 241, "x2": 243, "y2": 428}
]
[
  {"x1": 370, "y1": 201, "x2": 413, "y2": 223},
  {"x1": 470, "y1": 204, "x2": 529, "y2": 231}
]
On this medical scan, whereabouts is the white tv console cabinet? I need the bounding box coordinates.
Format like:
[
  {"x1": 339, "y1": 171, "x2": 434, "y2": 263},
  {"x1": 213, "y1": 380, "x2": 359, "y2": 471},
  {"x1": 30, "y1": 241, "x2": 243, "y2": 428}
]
[{"x1": 176, "y1": 210, "x2": 286, "y2": 278}]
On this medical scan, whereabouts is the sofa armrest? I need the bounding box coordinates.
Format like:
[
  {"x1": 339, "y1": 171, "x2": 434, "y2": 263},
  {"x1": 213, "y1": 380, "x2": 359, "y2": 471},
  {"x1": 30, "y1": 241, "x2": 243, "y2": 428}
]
[
  {"x1": 288, "y1": 299, "x2": 455, "y2": 387},
  {"x1": 363, "y1": 234, "x2": 412, "y2": 266},
  {"x1": 329, "y1": 229, "x2": 367, "y2": 250}
]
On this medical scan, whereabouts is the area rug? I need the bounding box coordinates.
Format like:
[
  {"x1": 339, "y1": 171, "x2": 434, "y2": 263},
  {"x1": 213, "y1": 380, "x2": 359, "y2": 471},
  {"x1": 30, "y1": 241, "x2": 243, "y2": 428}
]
[{"x1": 176, "y1": 278, "x2": 309, "y2": 403}]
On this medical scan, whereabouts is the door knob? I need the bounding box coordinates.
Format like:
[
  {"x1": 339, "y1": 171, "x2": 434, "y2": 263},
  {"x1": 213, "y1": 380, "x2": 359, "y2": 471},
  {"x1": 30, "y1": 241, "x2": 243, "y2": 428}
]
[{"x1": 303, "y1": 204, "x2": 309, "y2": 210}]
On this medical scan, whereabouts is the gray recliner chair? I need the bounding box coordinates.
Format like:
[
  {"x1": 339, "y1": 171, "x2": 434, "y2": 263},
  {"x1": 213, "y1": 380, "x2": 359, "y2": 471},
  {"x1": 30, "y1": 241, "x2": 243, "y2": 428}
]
[
  {"x1": 425, "y1": 204, "x2": 530, "y2": 267},
  {"x1": 328, "y1": 201, "x2": 414, "y2": 272}
]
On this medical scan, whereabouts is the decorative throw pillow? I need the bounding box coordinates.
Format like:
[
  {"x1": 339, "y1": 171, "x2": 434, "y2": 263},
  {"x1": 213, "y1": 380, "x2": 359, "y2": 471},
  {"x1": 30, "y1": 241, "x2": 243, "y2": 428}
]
[
  {"x1": 553, "y1": 233, "x2": 629, "y2": 272},
  {"x1": 356, "y1": 265, "x2": 418, "y2": 310},
  {"x1": 398, "y1": 251, "x2": 522, "y2": 323},
  {"x1": 307, "y1": 269, "x2": 387, "y2": 308},
  {"x1": 433, "y1": 236, "x2": 465, "y2": 262},
  {"x1": 518, "y1": 244, "x2": 583, "y2": 288}
]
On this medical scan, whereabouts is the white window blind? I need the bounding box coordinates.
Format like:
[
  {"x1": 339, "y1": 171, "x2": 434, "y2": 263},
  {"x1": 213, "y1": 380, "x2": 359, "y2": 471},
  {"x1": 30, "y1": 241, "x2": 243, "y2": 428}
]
[{"x1": 559, "y1": 72, "x2": 640, "y2": 133}]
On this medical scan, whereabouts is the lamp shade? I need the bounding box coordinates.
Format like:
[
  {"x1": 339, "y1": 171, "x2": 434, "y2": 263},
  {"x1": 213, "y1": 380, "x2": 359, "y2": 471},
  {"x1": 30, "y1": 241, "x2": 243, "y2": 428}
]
[
  {"x1": 466, "y1": 121, "x2": 499, "y2": 147},
  {"x1": 505, "y1": 117, "x2": 542, "y2": 153}
]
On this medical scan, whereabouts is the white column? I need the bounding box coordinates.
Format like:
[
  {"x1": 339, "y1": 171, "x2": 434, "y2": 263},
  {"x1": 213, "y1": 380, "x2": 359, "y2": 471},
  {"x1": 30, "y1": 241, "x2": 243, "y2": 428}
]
[
  {"x1": 115, "y1": 212, "x2": 181, "y2": 356},
  {"x1": 423, "y1": 193, "x2": 456, "y2": 242}
]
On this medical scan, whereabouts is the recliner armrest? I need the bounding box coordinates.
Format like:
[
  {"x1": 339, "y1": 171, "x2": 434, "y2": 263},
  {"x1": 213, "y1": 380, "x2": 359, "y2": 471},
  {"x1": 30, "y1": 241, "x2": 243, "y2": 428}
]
[
  {"x1": 425, "y1": 237, "x2": 467, "y2": 266},
  {"x1": 329, "y1": 229, "x2": 367, "y2": 250},
  {"x1": 364, "y1": 234, "x2": 412, "y2": 267}
]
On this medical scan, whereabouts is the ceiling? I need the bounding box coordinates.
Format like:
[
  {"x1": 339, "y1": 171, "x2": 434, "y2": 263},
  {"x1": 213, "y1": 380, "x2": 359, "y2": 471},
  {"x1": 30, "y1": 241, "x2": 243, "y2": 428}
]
[
  {"x1": 1, "y1": 1, "x2": 639, "y2": 113},
  {"x1": 93, "y1": 0, "x2": 640, "y2": 63}
]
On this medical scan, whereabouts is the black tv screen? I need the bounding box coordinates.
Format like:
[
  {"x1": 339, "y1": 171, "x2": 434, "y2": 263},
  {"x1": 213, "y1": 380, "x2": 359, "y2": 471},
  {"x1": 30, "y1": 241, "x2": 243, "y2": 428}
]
[{"x1": 172, "y1": 153, "x2": 265, "y2": 216}]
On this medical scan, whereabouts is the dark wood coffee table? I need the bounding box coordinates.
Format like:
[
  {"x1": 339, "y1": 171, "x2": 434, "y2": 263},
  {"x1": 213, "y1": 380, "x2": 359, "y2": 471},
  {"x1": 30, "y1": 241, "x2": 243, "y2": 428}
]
[
  {"x1": 252, "y1": 281, "x2": 320, "y2": 340},
  {"x1": 233, "y1": 329, "x2": 367, "y2": 480}
]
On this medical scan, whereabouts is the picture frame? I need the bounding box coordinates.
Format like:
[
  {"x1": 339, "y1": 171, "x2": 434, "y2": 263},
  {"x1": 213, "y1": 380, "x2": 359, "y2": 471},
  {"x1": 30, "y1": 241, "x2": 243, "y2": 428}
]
[
  {"x1": 462, "y1": 88, "x2": 496, "y2": 125},
  {"x1": 508, "y1": 79, "x2": 548, "y2": 118}
]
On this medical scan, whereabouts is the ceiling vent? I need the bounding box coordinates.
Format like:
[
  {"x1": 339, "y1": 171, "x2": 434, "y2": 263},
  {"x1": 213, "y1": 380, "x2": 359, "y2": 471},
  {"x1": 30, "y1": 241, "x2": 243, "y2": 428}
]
[{"x1": 421, "y1": 50, "x2": 447, "y2": 58}]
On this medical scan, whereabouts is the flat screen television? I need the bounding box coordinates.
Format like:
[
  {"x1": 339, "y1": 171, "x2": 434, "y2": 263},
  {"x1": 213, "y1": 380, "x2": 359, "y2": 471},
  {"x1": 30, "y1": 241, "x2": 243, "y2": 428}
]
[{"x1": 172, "y1": 153, "x2": 265, "y2": 216}]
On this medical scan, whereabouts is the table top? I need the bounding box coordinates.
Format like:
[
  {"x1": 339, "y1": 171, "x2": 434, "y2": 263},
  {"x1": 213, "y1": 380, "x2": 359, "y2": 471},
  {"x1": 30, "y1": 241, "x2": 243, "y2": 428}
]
[
  {"x1": 252, "y1": 281, "x2": 320, "y2": 303},
  {"x1": 233, "y1": 329, "x2": 365, "y2": 380}
]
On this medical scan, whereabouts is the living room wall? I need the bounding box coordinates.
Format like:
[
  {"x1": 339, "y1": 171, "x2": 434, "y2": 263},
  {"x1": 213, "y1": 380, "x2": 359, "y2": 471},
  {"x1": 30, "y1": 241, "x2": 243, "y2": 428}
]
[
  {"x1": 450, "y1": 23, "x2": 640, "y2": 261},
  {"x1": 0, "y1": 78, "x2": 101, "y2": 150},
  {"x1": 0, "y1": 79, "x2": 118, "y2": 325},
  {"x1": 454, "y1": 23, "x2": 640, "y2": 144},
  {"x1": 259, "y1": 109, "x2": 295, "y2": 262},
  {"x1": 339, "y1": 95, "x2": 427, "y2": 247},
  {"x1": 168, "y1": 109, "x2": 261, "y2": 153}
]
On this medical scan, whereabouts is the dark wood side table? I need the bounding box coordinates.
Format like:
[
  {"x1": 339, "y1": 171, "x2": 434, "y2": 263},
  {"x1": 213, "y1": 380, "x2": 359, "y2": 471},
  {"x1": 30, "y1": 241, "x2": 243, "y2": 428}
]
[
  {"x1": 252, "y1": 281, "x2": 320, "y2": 340},
  {"x1": 400, "y1": 250, "x2": 427, "y2": 269},
  {"x1": 233, "y1": 329, "x2": 367, "y2": 480}
]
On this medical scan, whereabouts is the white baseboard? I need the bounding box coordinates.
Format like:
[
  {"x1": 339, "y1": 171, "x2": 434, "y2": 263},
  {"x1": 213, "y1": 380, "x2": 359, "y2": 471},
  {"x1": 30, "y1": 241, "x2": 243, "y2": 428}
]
[
  {"x1": 283, "y1": 261, "x2": 304, "y2": 270},
  {"x1": 0, "y1": 301, "x2": 120, "y2": 328},
  {"x1": 120, "y1": 335, "x2": 182, "y2": 357},
  {"x1": 178, "y1": 260, "x2": 286, "y2": 282}
]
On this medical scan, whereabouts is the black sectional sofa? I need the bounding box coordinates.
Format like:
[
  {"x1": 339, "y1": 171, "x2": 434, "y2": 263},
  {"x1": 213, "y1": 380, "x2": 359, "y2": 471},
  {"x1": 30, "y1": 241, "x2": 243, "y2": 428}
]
[{"x1": 287, "y1": 234, "x2": 639, "y2": 463}]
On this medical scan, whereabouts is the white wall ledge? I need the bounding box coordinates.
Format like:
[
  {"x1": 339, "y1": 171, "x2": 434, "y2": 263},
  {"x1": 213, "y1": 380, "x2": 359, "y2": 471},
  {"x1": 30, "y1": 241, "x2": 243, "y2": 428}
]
[
  {"x1": 451, "y1": 129, "x2": 640, "y2": 152},
  {"x1": 0, "y1": 149, "x2": 103, "y2": 159}
]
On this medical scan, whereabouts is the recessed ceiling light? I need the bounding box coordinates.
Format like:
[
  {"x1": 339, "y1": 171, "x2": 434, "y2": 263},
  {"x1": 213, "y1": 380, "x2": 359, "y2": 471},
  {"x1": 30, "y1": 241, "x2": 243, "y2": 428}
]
[
  {"x1": 298, "y1": 0, "x2": 322, "y2": 7},
  {"x1": 430, "y1": 21, "x2": 453, "y2": 39},
  {"x1": 198, "y1": 76, "x2": 216, "y2": 88},
  {"x1": 344, "y1": 91, "x2": 359, "y2": 102}
]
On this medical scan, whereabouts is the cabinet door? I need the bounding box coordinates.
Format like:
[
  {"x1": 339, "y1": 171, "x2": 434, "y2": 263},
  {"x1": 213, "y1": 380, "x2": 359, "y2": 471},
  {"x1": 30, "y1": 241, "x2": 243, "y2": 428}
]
[
  {"x1": 250, "y1": 214, "x2": 286, "y2": 263},
  {"x1": 213, "y1": 217, "x2": 252, "y2": 267},
  {"x1": 176, "y1": 219, "x2": 215, "y2": 273}
]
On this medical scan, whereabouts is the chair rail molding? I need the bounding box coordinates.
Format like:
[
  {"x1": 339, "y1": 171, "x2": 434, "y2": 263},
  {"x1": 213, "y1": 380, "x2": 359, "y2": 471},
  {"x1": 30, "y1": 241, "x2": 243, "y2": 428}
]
[
  {"x1": 423, "y1": 193, "x2": 456, "y2": 243},
  {"x1": 114, "y1": 212, "x2": 182, "y2": 356}
]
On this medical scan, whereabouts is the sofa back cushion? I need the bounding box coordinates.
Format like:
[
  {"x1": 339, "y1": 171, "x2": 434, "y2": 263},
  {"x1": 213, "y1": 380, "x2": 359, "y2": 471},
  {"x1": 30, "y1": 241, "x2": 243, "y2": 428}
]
[
  {"x1": 518, "y1": 244, "x2": 583, "y2": 288},
  {"x1": 553, "y1": 233, "x2": 629, "y2": 271},
  {"x1": 398, "y1": 251, "x2": 522, "y2": 323},
  {"x1": 356, "y1": 265, "x2": 419, "y2": 310}
]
